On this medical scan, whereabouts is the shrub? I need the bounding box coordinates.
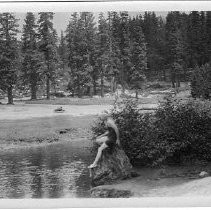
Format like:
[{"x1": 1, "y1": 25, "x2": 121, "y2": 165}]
[
  {"x1": 153, "y1": 98, "x2": 211, "y2": 164},
  {"x1": 191, "y1": 64, "x2": 211, "y2": 99},
  {"x1": 50, "y1": 91, "x2": 66, "y2": 98},
  {"x1": 147, "y1": 82, "x2": 163, "y2": 89},
  {"x1": 91, "y1": 96, "x2": 211, "y2": 166}
]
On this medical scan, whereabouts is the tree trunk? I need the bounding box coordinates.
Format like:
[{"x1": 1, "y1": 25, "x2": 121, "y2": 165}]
[
  {"x1": 175, "y1": 73, "x2": 180, "y2": 89},
  {"x1": 78, "y1": 86, "x2": 82, "y2": 98},
  {"x1": 135, "y1": 90, "x2": 138, "y2": 99},
  {"x1": 93, "y1": 80, "x2": 97, "y2": 95},
  {"x1": 113, "y1": 80, "x2": 117, "y2": 93},
  {"x1": 171, "y1": 73, "x2": 175, "y2": 88},
  {"x1": 7, "y1": 86, "x2": 13, "y2": 104},
  {"x1": 46, "y1": 77, "x2": 50, "y2": 100},
  {"x1": 163, "y1": 69, "x2": 166, "y2": 81},
  {"x1": 89, "y1": 85, "x2": 93, "y2": 97},
  {"x1": 171, "y1": 81, "x2": 175, "y2": 88},
  {"x1": 100, "y1": 74, "x2": 104, "y2": 98},
  {"x1": 31, "y1": 81, "x2": 37, "y2": 100}
]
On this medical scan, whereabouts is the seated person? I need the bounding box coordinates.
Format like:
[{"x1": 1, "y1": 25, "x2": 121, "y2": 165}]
[{"x1": 88, "y1": 117, "x2": 120, "y2": 169}]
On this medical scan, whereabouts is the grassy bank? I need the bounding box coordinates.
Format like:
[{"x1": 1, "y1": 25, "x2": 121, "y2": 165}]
[{"x1": 0, "y1": 115, "x2": 96, "y2": 150}]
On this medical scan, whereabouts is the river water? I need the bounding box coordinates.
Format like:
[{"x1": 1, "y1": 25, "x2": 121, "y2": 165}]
[{"x1": 0, "y1": 141, "x2": 93, "y2": 198}]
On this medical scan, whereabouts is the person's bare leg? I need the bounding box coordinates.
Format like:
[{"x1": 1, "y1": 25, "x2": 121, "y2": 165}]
[
  {"x1": 96, "y1": 136, "x2": 107, "y2": 144},
  {"x1": 88, "y1": 143, "x2": 108, "y2": 168}
]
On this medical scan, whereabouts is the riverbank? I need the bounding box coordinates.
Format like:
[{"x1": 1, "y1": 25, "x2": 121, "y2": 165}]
[
  {"x1": 1, "y1": 97, "x2": 210, "y2": 198},
  {"x1": 91, "y1": 163, "x2": 211, "y2": 197},
  {"x1": 0, "y1": 114, "x2": 95, "y2": 151}
]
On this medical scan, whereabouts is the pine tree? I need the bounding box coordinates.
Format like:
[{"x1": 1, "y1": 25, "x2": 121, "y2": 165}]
[
  {"x1": 130, "y1": 20, "x2": 147, "y2": 98},
  {"x1": 38, "y1": 12, "x2": 58, "y2": 99},
  {"x1": 142, "y1": 12, "x2": 167, "y2": 80},
  {"x1": 187, "y1": 11, "x2": 202, "y2": 67},
  {"x1": 21, "y1": 12, "x2": 43, "y2": 100},
  {"x1": 81, "y1": 12, "x2": 97, "y2": 96},
  {"x1": 58, "y1": 30, "x2": 67, "y2": 71},
  {"x1": 107, "y1": 11, "x2": 121, "y2": 92},
  {"x1": 96, "y1": 12, "x2": 110, "y2": 97},
  {"x1": 65, "y1": 12, "x2": 96, "y2": 97},
  {"x1": 166, "y1": 12, "x2": 184, "y2": 88},
  {"x1": 0, "y1": 13, "x2": 19, "y2": 104},
  {"x1": 198, "y1": 11, "x2": 208, "y2": 65},
  {"x1": 65, "y1": 12, "x2": 78, "y2": 96},
  {"x1": 206, "y1": 11, "x2": 211, "y2": 63},
  {"x1": 118, "y1": 11, "x2": 132, "y2": 91}
]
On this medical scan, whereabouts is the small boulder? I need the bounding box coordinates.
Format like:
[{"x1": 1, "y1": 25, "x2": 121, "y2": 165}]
[
  {"x1": 199, "y1": 171, "x2": 209, "y2": 178},
  {"x1": 89, "y1": 145, "x2": 133, "y2": 187},
  {"x1": 54, "y1": 107, "x2": 65, "y2": 113},
  {"x1": 91, "y1": 187, "x2": 133, "y2": 198}
]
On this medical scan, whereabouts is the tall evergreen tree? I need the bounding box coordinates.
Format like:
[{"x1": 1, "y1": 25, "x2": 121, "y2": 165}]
[
  {"x1": 65, "y1": 12, "x2": 96, "y2": 97},
  {"x1": 206, "y1": 11, "x2": 211, "y2": 63},
  {"x1": 96, "y1": 12, "x2": 110, "y2": 97},
  {"x1": 198, "y1": 11, "x2": 208, "y2": 65},
  {"x1": 129, "y1": 17, "x2": 147, "y2": 98},
  {"x1": 107, "y1": 11, "x2": 121, "y2": 92},
  {"x1": 38, "y1": 12, "x2": 58, "y2": 99},
  {"x1": 118, "y1": 11, "x2": 132, "y2": 90},
  {"x1": 58, "y1": 30, "x2": 67, "y2": 71},
  {"x1": 187, "y1": 11, "x2": 202, "y2": 67},
  {"x1": 65, "y1": 12, "x2": 78, "y2": 96},
  {"x1": 142, "y1": 12, "x2": 166, "y2": 79},
  {"x1": 81, "y1": 12, "x2": 97, "y2": 96},
  {"x1": 166, "y1": 12, "x2": 184, "y2": 88},
  {"x1": 21, "y1": 12, "x2": 43, "y2": 100},
  {"x1": 0, "y1": 13, "x2": 19, "y2": 104}
]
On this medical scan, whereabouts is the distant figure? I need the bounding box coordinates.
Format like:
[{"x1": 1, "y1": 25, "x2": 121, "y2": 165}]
[
  {"x1": 88, "y1": 117, "x2": 120, "y2": 169},
  {"x1": 54, "y1": 106, "x2": 65, "y2": 112}
]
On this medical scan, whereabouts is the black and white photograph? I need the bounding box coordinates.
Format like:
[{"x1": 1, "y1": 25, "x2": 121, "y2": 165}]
[{"x1": 0, "y1": 0, "x2": 210, "y2": 207}]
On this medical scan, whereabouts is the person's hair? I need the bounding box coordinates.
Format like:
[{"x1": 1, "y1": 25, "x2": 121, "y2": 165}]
[{"x1": 106, "y1": 117, "x2": 120, "y2": 143}]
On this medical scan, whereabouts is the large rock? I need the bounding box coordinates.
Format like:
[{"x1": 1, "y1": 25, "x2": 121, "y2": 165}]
[
  {"x1": 89, "y1": 145, "x2": 134, "y2": 187},
  {"x1": 199, "y1": 171, "x2": 209, "y2": 178}
]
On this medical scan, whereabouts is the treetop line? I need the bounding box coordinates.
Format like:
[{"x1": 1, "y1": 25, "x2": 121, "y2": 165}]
[{"x1": 0, "y1": 11, "x2": 210, "y2": 103}]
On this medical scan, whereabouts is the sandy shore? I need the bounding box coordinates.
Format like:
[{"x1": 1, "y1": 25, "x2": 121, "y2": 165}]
[{"x1": 92, "y1": 166, "x2": 211, "y2": 197}]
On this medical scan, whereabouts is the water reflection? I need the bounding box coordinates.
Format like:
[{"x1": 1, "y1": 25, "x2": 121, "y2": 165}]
[{"x1": 0, "y1": 141, "x2": 92, "y2": 198}]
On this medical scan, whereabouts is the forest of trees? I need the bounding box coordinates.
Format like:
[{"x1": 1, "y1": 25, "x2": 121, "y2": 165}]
[{"x1": 0, "y1": 11, "x2": 210, "y2": 103}]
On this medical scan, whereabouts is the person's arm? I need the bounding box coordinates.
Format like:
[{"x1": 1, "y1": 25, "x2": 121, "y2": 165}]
[{"x1": 97, "y1": 131, "x2": 109, "y2": 138}]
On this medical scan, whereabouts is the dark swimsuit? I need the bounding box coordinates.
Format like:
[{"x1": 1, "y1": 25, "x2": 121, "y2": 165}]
[{"x1": 106, "y1": 126, "x2": 117, "y2": 148}]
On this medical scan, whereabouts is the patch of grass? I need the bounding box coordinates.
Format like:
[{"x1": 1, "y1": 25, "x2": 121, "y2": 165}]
[
  {"x1": 0, "y1": 115, "x2": 96, "y2": 146},
  {"x1": 23, "y1": 97, "x2": 115, "y2": 105}
]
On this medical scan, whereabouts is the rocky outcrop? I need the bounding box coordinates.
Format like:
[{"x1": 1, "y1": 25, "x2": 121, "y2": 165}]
[
  {"x1": 89, "y1": 145, "x2": 135, "y2": 187},
  {"x1": 91, "y1": 187, "x2": 133, "y2": 198}
]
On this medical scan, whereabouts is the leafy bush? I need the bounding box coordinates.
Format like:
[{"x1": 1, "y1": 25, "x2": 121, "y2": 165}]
[
  {"x1": 50, "y1": 91, "x2": 66, "y2": 98},
  {"x1": 153, "y1": 98, "x2": 211, "y2": 164},
  {"x1": 91, "y1": 96, "x2": 211, "y2": 166},
  {"x1": 147, "y1": 82, "x2": 164, "y2": 89},
  {"x1": 191, "y1": 64, "x2": 211, "y2": 99}
]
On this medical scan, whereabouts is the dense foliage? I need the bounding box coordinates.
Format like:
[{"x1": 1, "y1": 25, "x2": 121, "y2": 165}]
[
  {"x1": 0, "y1": 13, "x2": 19, "y2": 104},
  {"x1": 21, "y1": 12, "x2": 44, "y2": 100},
  {"x1": 38, "y1": 12, "x2": 58, "y2": 99},
  {"x1": 0, "y1": 11, "x2": 211, "y2": 102},
  {"x1": 92, "y1": 97, "x2": 211, "y2": 166},
  {"x1": 191, "y1": 63, "x2": 211, "y2": 99}
]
